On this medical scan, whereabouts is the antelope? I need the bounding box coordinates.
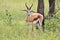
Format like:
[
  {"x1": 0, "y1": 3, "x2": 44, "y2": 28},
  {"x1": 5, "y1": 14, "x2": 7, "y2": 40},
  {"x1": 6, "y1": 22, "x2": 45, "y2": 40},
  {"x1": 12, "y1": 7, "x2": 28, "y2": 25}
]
[{"x1": 23, "y1": 3, "x2": 43, "y2": 31}]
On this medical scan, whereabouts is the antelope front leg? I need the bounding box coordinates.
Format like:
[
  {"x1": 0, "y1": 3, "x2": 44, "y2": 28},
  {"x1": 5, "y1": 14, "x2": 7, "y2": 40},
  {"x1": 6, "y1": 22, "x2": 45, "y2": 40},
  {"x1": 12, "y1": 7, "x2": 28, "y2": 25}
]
[
  {"x1": 27, "y1": 23, "x2": 31, "y2": 34},
  {"x1": 32, "y1": 23, "x2": 34, "y2": 31},
  {"x1": 27, "y1": 23, "x2": 30, "y2": 31}
]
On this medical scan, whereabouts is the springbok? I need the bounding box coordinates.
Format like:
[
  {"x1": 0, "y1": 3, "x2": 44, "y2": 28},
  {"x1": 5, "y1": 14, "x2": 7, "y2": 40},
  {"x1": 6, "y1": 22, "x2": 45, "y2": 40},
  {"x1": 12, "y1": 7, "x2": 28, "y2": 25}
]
[{"x1": 23, "y1": 3, "x2": 43, "y2": 31}]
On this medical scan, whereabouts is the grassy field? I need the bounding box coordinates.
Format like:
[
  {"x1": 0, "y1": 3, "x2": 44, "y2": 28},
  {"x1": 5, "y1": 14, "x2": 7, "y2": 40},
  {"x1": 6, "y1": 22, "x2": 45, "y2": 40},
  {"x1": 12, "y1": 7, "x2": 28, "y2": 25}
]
[{"x1": 0, "y1": 0, "x2": 60, "y2": 40}]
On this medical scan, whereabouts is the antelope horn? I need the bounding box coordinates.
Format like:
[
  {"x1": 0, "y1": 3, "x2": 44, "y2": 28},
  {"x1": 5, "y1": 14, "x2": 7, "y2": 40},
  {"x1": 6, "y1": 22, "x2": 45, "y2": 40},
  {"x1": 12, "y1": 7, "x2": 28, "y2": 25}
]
[
  {"x1": 25, "y1": 3, "x2": 29, "y2": 9},
  {"x1": 30, "y1": 4, "x2": 33, "y2": 9}
]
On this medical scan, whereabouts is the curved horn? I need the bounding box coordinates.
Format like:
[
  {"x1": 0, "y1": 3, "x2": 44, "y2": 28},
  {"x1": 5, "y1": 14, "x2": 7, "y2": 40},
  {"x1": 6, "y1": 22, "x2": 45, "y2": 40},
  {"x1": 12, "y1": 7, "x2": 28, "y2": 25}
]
[
  {"x1": 30, "y1": 4, "x2": 33, "y2": 9},
  {"x1": 25, "y1": 3, "x2": 29, "y2": 9}
]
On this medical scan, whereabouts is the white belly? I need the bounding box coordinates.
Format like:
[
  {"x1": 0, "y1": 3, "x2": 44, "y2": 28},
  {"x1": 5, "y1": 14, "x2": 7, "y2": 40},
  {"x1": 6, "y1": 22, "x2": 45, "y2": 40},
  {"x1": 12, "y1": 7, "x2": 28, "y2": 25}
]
[{"x1": 33, "y1": 19, "x2": 39, "y2": 24}]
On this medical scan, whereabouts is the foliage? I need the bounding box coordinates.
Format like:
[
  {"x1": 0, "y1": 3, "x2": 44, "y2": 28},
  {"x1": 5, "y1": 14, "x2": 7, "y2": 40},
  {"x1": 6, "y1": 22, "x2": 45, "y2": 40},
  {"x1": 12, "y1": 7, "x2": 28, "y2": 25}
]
[{"x1": 0, "y1": 0, "x2": 60, "y2": 40}]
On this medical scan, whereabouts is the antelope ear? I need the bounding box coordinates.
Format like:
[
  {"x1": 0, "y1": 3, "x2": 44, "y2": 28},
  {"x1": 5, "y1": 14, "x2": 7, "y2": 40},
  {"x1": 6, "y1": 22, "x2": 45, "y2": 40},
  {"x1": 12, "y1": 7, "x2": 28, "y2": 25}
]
[
  {"x1": 21, "y1": 10, "x2": 27, "y2": 11},
  {"x1": 31, "y1": 10, "x2": 36, "y2": 13}
]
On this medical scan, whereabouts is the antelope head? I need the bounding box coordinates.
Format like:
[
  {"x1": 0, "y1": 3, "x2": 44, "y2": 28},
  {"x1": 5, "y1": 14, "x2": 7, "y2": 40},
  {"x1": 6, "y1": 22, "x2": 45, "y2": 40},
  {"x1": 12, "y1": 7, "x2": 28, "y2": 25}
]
[{"x1": 23, "y1": 3, "x2": 33, "y2": 16}]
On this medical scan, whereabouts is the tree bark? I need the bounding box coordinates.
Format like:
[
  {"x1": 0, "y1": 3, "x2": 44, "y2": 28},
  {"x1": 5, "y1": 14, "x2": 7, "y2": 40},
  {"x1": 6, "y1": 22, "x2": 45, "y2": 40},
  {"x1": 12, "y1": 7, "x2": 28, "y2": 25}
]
[
  {"x1": 37, "y1": 0, "x2": 44, "y2": 31},
  {"x1": 49, "y1": 0, "x2": 55, "y2": 17}
]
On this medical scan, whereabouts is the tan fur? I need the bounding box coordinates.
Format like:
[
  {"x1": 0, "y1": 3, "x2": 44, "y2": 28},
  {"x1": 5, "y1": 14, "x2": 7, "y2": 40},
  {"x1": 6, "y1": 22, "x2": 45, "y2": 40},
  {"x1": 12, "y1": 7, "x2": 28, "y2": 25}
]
[
  {"x1": 26, "y1": 13, "x2": 43, "y2": 31},
  {"x1": 26, "y1": 13, "x2": 43, "y2": 23}
]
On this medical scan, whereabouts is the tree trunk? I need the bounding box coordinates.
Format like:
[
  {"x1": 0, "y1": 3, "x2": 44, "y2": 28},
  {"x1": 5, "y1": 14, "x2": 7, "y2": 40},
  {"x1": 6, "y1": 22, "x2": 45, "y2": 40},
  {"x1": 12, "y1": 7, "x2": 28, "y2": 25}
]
[
  {"x1": 37, "y1": 0, "x2": 44, "y2": 31},
  {"x1": 49, "y1": 0, "x2": 55, "y2": 17}
]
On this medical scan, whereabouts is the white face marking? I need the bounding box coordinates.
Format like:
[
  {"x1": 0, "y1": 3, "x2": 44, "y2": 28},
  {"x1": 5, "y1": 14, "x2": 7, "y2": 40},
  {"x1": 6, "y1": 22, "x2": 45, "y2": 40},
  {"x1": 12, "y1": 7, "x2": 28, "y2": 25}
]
[{"x1": 27, "y1": 10, "x2": 31, "y2": 16}]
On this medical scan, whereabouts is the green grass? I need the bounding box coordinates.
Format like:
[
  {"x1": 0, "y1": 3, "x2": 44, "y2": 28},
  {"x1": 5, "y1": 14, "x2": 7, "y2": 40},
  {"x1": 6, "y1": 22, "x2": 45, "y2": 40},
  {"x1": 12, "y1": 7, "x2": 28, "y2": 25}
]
[{"x1": 0, "y1": 0, "x2": 60, "y2": 40}]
